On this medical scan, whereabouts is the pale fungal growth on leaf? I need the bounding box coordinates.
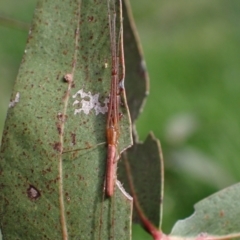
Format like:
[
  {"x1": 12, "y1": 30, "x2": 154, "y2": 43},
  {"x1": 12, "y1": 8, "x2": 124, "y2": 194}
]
[
  {"x1": 64, "y1": 73, "x2": 73, "y2": 83},
  {"x1": 9, "y1": 92, "x2": 20, "y2": 108},
  {"x1": 27, "y1": 185, "x2": 41, "y2": 200},
  {"x1": 72, "y1": 89, "x2": 109, "y2": 115}
]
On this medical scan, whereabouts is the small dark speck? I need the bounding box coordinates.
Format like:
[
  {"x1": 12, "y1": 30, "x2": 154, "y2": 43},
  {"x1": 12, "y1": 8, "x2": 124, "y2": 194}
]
[
  {"x1": 219, "y1": 210, "x2": 224, "y2": 217},
  {"x1": 56, "y1": 122, "x2": 62, "y2": 134},
  {"x1": 57, "y1": 113, "x2": 67, "y2": 122},
  {"x1": 71, "y1": 133, "x2": 76, "y2": 145},
  {"x1": 27, "y1": 185, "x2": 41, "y2": 200},
  {"x1": 88, "y1": 16, "x2": 94, "y2": 22}
]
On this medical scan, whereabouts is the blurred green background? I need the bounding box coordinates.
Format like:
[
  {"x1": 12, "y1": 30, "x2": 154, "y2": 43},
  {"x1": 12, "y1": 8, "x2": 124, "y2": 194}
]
[{"x1": 1, "y1": 0, "x2": 240, "y2": 239}]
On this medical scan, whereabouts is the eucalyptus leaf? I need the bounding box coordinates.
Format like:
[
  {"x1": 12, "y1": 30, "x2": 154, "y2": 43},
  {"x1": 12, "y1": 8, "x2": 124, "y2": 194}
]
[
  {"x1": 0, "y1": 0, "x2": 132, "y2": 239},
  {"x1": 171, "y1": 182, "x2": 240, "y2": 239},
  {"x1": 119, "y1": 0, "x2": 163, "y2": 235},
  {"x1": 119, "y1": 133, "x2": 164, "y2": 229},
  {"x1": 123, "y1": 0, "x2": 149, "y2": 124}
]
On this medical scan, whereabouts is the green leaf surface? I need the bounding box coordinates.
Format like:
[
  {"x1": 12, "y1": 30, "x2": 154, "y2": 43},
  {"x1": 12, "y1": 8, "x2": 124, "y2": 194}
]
[
  {"x1": 119, "y1": 1, "x2": 162, "y2": 235},
  {"x1": 0, "y1": 0, "x2": 132, "y2": 239},
  {"x1": 171, "y1": 182, "x2": 240, "y2": 239},
  {"x1": 123, "y1": 0, "x2": 149, "y2": 124},
  {"x1": 119, "y1": 133, "x2": 164, "y2": 229}
]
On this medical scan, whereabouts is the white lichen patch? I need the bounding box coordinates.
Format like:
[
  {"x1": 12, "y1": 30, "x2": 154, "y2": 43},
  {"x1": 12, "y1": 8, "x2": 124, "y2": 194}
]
[
  {"x1": 72, "y1": 89, "x2": 108, "y2": 115},
  {"x1": 9, "y1": 92, "x2": 20, "y2": 108}
]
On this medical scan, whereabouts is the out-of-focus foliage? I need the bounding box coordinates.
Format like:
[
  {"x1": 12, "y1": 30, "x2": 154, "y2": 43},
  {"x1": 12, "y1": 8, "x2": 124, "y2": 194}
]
[
  {"x1": 1, "y1": 0, "x2": 240, "y2": 236},
  {"x1": 0, "y1": 0, "x2": 37, "y2": 135},
  {"x1": 131, "y1": 0, "x2": 240, "y2": 233}
]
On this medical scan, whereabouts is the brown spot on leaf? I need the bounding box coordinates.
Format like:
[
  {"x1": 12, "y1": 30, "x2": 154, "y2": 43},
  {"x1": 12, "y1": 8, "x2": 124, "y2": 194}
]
[
  {"x1": 219, "y1": 210, "x2": 224, "y2": 217},
  {"x1": 52, "y1": 142, "x2": 62, "y2": 152},
  {"x1": 84, "y1": 142, "x2": 91, "y2": 149},
  {"x1": 118, "y1": 112, "x2": 123, "y2": 120},
  {"x1": 71, "y1": 82, "x2": 75, "y2": 88},
  {"x1": 71, "y1": 132, "x2": 76, "y2": 145},
  {"x1": 56, "y1": 72, "x2": 61, "y2": 80},
  {"x1": 88, "y1": 16, "x2": 94, "y2": 22},
  {"x1": 57, "y1": 113, "x2": 67, "y2": 122},
  {"x1": 56, "y1": 122, "x2": 62, "y2": 134},
  {"x1": 27, "y1": 185, "x2": 41, "y2": 200},
  {"x1": 78, "y1": 174, "x2": 84, "y2": 181}
]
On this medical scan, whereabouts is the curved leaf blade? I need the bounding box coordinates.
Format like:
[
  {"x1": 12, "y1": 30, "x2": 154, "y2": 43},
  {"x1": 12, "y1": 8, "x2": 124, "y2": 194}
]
[
  {"x1": 0, "y1": 0, "x2": 132, "y2": 239},
  {"x1": 123, "y1": 0, "x2": 149, "y2": 124},
  {"x1": 119, "y1": 133, "x2": 164, "y2": 229},
  {"x1": 171, "y1": 183, "x2": 240, "y2": 238}
]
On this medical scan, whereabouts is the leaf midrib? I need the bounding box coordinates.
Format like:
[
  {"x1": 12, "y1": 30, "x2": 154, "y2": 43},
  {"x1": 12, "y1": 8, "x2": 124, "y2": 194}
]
[{"x1": 58, "y1": 1, "x2": 82, "y2": 240}]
